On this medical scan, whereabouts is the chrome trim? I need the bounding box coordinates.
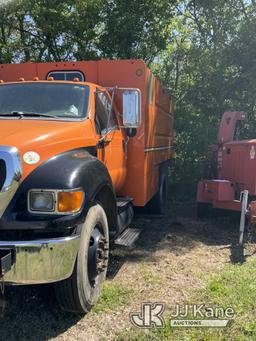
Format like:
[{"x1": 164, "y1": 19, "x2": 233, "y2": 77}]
[
  {"x1": 0, "y1": 235, "x2": 80, "y2": 284},
  {"x1": 28, "y1": 188, "x2": 84, "y2": 215},
  {"x1": 121, "y1": 87, "x2": 142, "y2": 128},
  {"x1": 0, "y1": 146, "x2": 22, "y2": 218},
  {"x1": 144, "y1": 146, "x2": 173, "y2": 153}
]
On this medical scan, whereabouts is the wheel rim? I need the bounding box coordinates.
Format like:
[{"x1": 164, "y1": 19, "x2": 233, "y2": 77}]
[{"x1": 87, "y1": 225, "x2": 108, "y2": 287}]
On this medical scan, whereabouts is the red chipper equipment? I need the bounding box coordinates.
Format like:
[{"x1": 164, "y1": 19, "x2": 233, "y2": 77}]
[{"x1": 197, "y1": 111, "x2": 256, "y2": 244}]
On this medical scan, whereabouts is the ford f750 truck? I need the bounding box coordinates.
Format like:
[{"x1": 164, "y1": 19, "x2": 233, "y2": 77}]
[{"x1": 0, "y1": 60, "x2": 173, "y2": 313}]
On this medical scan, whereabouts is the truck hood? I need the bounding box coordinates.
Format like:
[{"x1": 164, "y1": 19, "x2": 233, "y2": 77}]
[{"x1": 0, "y1": 119, "x2": 97, "y2": 179}]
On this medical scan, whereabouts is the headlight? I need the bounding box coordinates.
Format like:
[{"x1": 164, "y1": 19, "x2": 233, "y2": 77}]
[
  {"x1": 29, "y1": 191, "x2": 55, "y2": 212},
  {"x1": 28, "y1": 189, "x2": 84, "y2": 214}
]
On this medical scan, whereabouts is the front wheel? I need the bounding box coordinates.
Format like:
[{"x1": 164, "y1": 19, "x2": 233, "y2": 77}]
[{"x1": 54, "y1": 204, "x2": 109, "y2": 314}]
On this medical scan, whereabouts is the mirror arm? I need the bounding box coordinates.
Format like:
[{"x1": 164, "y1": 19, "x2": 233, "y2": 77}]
[
  {"x1": 97, "y1": 139, "x2": 109, "y2": 149},
  {"x1": 97, "y1": 127, "x2": 115, "y2": 149}
]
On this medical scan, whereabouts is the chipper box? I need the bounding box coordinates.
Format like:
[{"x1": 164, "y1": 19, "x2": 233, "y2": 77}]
[
  {"x1": 0, "y1": 60, "x2": 173, "y2": 313},
  {"x1": 197, "y1": 111, "x2": 256, "y2": 243}
]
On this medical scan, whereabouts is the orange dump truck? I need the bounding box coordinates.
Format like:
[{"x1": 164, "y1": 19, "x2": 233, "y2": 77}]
[{"x1": 0, "y1": 60, "x2": 173, "y2": 313}]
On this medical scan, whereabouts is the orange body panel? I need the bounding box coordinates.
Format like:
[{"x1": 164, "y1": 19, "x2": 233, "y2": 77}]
[
  {"x1": 0, "y1": 60, "x2": 173, "y2": 206},
  {"x1": 0, "y1": 119, "x2": 96, "y2": 180}
]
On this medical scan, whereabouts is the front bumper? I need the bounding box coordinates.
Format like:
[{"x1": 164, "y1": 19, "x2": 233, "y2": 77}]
[{"x1": 0, "y1": 235, "x2": 80, "y2": 284}]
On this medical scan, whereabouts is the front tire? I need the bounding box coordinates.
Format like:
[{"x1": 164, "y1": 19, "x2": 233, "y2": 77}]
[{"x1": 54, "y1": 204, "x2": 109, "y2": 314}]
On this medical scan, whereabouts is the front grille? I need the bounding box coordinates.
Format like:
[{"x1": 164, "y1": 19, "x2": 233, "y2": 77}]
[{"x1": 0, "y1": 159, "x2": 6, "y2": 191}]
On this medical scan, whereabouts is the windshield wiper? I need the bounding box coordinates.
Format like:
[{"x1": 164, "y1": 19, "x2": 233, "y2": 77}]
[{"x1": 0, "y1": 111, "x2": 58, "y2": 118}]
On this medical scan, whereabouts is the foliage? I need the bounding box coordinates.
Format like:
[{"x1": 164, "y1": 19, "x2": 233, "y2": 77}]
[
  {"x1": 152, "y1": 0, "x2": 256, "y2": 194},
  {"x1": 0, "y1": 0, "x2": 174, "y2": 62},
  {"x1": 1, "y1": 0, "x2": 256, "y2": 194}
]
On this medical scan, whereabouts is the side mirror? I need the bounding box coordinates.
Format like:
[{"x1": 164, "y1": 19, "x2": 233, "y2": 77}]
[{"x1": 122, "y1": 89, "x2": 141, "y2": 128}]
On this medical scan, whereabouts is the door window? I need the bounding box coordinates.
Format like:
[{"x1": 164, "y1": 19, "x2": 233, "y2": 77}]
[{"x1": 95, "y1": 91, "x2": 117, "y2": 134}]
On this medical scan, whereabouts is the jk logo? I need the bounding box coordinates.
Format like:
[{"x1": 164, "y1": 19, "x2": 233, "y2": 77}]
[{"x1": 130, "y1": 303, "x2": 165, "y2": 328}]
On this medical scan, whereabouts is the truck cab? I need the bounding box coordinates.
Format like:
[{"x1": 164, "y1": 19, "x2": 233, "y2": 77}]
[{"x1": 0, "y1": 60, "x2": 173, "y2": 313}]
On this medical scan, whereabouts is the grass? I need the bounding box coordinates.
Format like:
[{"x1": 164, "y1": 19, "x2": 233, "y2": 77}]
[
  {"x1": 141, "y1": 266, "x2": 163, "y2": 286},
  {"x1": 92, "y1": 281, "x2": 133, "y2": 314},
  {"x1": 117, "y1": 257, "x2": 256, "y2": 341}
]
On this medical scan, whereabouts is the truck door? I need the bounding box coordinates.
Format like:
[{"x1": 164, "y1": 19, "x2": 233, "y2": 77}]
[{"x1": 94, "y1": 90, "x2": 127, "y2": 192}]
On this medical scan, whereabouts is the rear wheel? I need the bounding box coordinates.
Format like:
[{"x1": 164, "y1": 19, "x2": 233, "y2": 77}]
[
  {"x1": 54, "y1": 204, "x2": 109, "y2": 314},
  {"x1": 147, "y1": 171, "x2": 168, "y2": 214}
]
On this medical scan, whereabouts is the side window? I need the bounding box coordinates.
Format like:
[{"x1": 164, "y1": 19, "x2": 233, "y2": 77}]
[
  {"x1": 95, "y1": 91, "x2": 116, "y2": 134},
  {"x1": 47, "y1": 71, "x2": 85, "y2": 82}
]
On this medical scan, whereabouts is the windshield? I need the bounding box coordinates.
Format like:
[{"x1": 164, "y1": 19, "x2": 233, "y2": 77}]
[{"x1": 0, "y1": 83, "x2": 90, "y2": 119}]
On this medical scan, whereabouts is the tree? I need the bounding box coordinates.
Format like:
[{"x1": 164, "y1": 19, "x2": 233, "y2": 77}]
[
  {"x1": 0, "y1": 0, "x2": 175, "y2": 63},
  {"x1": 151, "y1": 0, "x2": 256, "y2": 195},
  {"x1": 97, "y1": 0, "x2": 174, "y2": 62}
]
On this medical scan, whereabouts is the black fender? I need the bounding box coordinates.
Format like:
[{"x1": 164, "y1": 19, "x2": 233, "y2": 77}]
[{"x1": 1, "y1": 148, "x2": 118, "y2": 235}]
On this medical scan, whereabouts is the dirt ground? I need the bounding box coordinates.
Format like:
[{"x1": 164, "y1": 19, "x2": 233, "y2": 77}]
[{"x1": 0, "y1": 202, "x2": 246, "y2": 341}]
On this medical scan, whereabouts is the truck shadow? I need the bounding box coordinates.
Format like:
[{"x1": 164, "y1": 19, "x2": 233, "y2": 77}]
[
  {"x1": 0, "y1": 285, "x2": 80, "y2": 341},
  {"x1": 108, "y1": 201, "x2": 252, "y2": 276},
  {"x1": 0, "y1": 201, "x2": 251, "y2": 340}
]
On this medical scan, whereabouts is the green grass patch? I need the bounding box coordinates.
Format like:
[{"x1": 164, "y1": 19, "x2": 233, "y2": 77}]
[
  {"x1": 141, "y1": 267, "x2": 163, "y2": 286},
  {"x1": 117, "y1": 257, "x2": 256, "y2": 340},
  {"x1": 92, "y1": 281, "x2": 133, "y2": 314}
]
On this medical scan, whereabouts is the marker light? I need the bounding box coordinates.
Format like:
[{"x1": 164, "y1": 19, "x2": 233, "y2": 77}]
[{"x1": 58, "y1": 191, "x2": 84, "y2": 213}]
